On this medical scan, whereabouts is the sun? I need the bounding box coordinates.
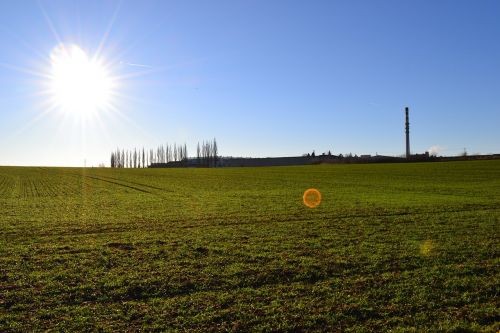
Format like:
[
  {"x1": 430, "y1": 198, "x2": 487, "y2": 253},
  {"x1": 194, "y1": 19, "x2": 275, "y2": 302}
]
[{"x1": 49, "y1": 44, "x2": 114, "y2": 116}]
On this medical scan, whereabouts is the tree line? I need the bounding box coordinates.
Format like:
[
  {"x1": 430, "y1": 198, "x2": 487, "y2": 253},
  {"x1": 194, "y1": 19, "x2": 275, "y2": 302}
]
[
  {"x1": 196, "y1": 138, "x2": 218, "y2": 167},
  {"x1": 110, "y1": 138, "x2": 218, "y2": 168}
]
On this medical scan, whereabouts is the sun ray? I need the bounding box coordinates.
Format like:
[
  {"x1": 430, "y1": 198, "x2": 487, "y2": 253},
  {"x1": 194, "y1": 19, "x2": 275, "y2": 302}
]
[
  {"x1": 0, "y1": 27, "x2": 52, "y2": 63},
  {"x1": 93, "y1": 1, "x2": 123, "y2": 62},
  {"x1": 37, "y1": 0, "x2": 64, "y2": 48},
  {"x1": 108, "y1": 17, "x2": 165, "y2": 65},
  {"x1": 0, "y1": 62, "x2": 52, "y2": 79},
  {"x1": 11, "y1": 103, "x2": 58, "y2": 138}
]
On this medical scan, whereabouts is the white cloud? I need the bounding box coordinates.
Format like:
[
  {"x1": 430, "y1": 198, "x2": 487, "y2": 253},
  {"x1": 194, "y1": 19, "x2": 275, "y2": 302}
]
[{"x1": 428, "y1": 145, "x2": 446, "y2": 156}]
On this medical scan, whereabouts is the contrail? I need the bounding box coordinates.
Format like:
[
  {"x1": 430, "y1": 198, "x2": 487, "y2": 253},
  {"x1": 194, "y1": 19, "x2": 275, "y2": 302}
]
[{"x1": 120, "y1": 61, "x2": 153, "y2": 69}]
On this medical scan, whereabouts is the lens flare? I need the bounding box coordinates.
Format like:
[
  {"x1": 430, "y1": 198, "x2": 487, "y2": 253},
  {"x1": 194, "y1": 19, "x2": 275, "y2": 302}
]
[
  {"x1": 303, "y1": 188, "x2": 321, "y2": 208},
  {"x1": 420, "y1": 240, "x2": 433, "y2": 256}
]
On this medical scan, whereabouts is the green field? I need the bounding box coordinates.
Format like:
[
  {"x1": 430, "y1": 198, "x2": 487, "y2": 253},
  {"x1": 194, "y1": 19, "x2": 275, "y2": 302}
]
[{"x1": 0, "y1": 161, "x2": 499, "y2": 332}]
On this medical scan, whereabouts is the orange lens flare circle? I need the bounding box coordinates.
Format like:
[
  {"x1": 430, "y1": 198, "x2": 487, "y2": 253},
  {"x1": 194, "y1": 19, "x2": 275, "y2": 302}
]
[{"x1": 303, "y1": 188, "x2": 322, "y2": 208}]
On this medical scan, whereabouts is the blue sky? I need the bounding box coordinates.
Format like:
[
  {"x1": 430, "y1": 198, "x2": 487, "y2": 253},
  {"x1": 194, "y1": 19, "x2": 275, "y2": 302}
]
[{"x1": 0, "y1": 0, "x2": 499, "y2": 166}]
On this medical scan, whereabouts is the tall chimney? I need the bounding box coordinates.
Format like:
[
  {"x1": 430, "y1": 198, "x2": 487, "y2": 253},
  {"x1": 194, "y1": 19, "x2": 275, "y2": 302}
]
[{"x1": 405, "y1": 107, "x2": 410, "y2": 159}]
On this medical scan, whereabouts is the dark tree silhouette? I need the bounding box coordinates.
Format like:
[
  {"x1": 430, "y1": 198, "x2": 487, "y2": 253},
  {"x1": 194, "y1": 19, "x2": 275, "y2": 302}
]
[
  {"x1": 142, "y1": 148, "x2": 145, "y2": 168},
  {"x1": 196, "y1": 142, "x2": 201, "y2": 165},
  {"x1": 110, "y1": 138, "x2": 216, "y2": 168},
  {"x1": 213, "y1": 138, "x2": 218, "y2": 167}
]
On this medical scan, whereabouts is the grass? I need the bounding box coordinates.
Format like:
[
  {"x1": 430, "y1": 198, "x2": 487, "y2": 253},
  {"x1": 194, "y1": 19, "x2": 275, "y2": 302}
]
[{"x1": 0, "y1": 161, "x2": 499, "y2": 332}]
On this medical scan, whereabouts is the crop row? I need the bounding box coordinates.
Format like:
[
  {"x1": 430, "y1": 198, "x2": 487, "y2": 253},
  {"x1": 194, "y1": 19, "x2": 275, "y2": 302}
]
[
  {"x1": 0, "y1": 174, "x2": 16, "y2": 198},
  {"x1": 4, "y1": 169, "x2": 153, "y2": 199}
]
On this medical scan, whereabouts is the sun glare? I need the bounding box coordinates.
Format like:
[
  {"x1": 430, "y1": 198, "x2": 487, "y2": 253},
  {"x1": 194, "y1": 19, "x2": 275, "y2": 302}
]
[{"x1": 49, "y1": 44, "x2": 114, "y2": 116}]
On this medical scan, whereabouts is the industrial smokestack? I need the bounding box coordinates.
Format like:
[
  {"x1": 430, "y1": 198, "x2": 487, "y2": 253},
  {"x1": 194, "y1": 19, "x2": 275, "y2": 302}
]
[{"x1": 405, "y1": 107, "x2": 410, "y2": 159}]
